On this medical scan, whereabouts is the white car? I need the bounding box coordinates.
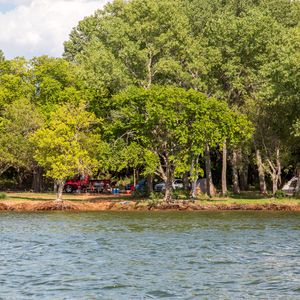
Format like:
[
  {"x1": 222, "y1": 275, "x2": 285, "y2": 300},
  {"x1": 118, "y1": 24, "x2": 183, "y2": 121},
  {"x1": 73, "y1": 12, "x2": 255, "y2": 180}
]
[
  {"x1": 154, "y1": 179, "x2": 184, "y2": 192},
  {"x1": 282, "y1": 177, "x2": 300, "y2": 196}
]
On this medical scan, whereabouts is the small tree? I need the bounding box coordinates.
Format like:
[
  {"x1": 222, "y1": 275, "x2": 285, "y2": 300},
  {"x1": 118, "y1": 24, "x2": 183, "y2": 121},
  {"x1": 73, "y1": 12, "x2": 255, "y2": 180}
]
[{"x1": 30, "y1": 102, "x2": 101, "y2": 201}]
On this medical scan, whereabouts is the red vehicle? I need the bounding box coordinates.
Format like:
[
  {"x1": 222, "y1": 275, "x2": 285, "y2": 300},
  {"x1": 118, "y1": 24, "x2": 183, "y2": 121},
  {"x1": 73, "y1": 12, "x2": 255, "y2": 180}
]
[{"x1": 64, "y1": 175, "x2": 111, "y2": 193}]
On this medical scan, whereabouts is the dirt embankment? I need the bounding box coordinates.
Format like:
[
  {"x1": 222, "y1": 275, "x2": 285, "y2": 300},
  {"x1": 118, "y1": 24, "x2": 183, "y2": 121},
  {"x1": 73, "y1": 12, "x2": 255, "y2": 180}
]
[{"x1": 0, "y1": 200, "x2": 300, "y2": 212}]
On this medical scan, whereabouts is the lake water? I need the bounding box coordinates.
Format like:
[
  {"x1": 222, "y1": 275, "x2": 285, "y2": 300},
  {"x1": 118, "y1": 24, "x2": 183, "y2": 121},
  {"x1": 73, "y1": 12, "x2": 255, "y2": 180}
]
[{"x1": 0, "y1": 211, "x2": 300, "y2": 299}]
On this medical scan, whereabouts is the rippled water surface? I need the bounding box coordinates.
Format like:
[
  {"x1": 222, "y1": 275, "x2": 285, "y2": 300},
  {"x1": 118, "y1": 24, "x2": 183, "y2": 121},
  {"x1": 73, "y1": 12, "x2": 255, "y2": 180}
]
[{"x1": 1, "y1": 211, "x2": 300, "y2": 299}]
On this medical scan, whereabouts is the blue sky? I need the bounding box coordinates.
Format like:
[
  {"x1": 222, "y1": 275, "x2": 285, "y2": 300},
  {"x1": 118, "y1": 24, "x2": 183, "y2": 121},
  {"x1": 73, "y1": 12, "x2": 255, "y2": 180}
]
[
  {"x1": 0, "y1": 0, "x2": 109, "y2": 59},
  {"x1": 0, "y1": 3, "x2": 17, "y2": 13}
]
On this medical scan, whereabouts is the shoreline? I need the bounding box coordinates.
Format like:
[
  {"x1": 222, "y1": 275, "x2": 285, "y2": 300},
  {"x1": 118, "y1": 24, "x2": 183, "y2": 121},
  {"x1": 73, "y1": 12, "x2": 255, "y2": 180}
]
[{"x1": 1, "y1": 199, "x2": 300, "y2": 212}]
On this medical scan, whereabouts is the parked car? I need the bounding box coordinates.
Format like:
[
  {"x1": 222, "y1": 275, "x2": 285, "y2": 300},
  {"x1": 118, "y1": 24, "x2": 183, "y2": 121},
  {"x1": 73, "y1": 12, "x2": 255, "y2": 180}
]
[
  {"x1": 282, "y1": 176, "x2": 300, "y2": 196},
  {"x1": 135, "y1": 179, "x2": 147, "y2": 194},
  {"x1": 64, "y1": 175, "x2": 89, "y2": 193},
  {"x1": 64, "y1": 175, "x2": 110, "y2": 193},
  {"x1": 154, "y1": 179, "x2": 184, "y2": 192}
]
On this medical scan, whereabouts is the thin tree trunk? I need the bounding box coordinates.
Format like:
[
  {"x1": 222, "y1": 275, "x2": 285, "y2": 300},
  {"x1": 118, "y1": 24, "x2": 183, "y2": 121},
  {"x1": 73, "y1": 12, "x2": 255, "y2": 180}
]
[
  {"x1": 205, "y1": 143, "x2": 213, "y2": 197},
  {"x1": 269, "y1": 147, "x2": 281, "y2": 195},
  {"x1": 221, "y1": 141, "x2": 227, "y2": 196},
  {"x1": 147, "y1": 174, "x2": 153, "y2": 194},
  {"x1": 256, "y1": 149, "x2": 267, "y2": 194},
  {"x1": 32, "y1": 167, "x2": 43, "y2": 193},
  {"x1": 191, "y1": 155, "x2": 200, "y2": 199},
  {"x1": 183, "y1": 171, "x2": 190, "y2": 190},
  {"x1": 133, "y1": 168, "x2": 137, "y2": 187},
  {"x1": 239, "y1": 151, "x2": 249, "y2": 191},
  {"x1": 56, "y1": 180, "x2": 65, "y2": 201},
  {"x1": 239, "y1": 164, "x2": 249, "y2": 191},
  {"x1": 296, "y1": 177, "x2": 300, "y2": 193},
  {"x1": 272, "y1": 176, "x2": 278, "y2": 195},
  {"x1": 146, "y1": 51, "x2": 153, "y2": 89},
  {"x1": 276, "y1": 147, "x2": 281, "y2": 187},
  {"x1": 231, "y1": 149, "x2": 240, "y2": 194},
  {"x1": 164, "y1": 172, "x2": 173, "y2": 202}
]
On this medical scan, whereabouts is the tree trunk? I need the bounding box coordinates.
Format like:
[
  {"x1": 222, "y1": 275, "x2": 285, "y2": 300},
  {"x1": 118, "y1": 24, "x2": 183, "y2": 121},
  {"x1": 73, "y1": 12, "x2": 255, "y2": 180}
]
[
  {"x1": 221, "y1": 141, "x2": 227, "y2": 196},
  {"x1": 56, "y1": 180, "x2": 65, "y2": 201},
  {"x1": 239, "y1": 152, "x2": 249, "y2": 191},
  {"x1": 231, "y1": 149, "x2": 240, "y2": 194},
  {"x1": 191, "y1": 155, "x2": 200, "y2": 199},
  {"x1": 32, "y1": 167, "x2": 43, "y2": 192},
  {"x1": 272, "y1": 176, "x2": 278, "y2": 195},
  {"x1": 296, "y1": 177, "x2": 300, "y2": 193},
  {"x1": 256, "y1": 149, "x2": 267, "y2": 194},
  {"x1": 183, "y1": 171, "x2": 190, "y2": 190},
  {"x1": 133, "y1": 168, "x2": 137, "y2": 187},
  {"x1": 276, "y1": 147, "x2": 282, "y2": 188},
  {"x1": 164, "y1": 174, "x2": 173, "y2": 202},
  {"x1": 239, "y1": 166, "x2": 249, "y2": 191},
  {"x1": 147, "y1": 174, "x2": 153, "y2": 194},
  {"x1": 269, "y1": 147, "x2": 281, "y2": 195},
  {"x1": 205, "y1": 143, "x2": 213, "y2": 197}
]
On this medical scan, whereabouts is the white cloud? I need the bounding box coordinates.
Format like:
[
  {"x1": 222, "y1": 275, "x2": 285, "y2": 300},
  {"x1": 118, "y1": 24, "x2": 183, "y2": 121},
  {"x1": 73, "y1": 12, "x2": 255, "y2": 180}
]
[{"x1": 0, "y1": 0, "x2": 109, "y2": 59}]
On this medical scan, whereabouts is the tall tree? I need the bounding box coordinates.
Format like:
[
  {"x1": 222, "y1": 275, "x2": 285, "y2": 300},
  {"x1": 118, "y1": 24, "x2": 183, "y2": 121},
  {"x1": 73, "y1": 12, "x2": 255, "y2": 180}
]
[
  {"x1": 111, "y1": 85, "x2": 252, "y2": 200},
  {"x1": 30, "y1": 102, "x2": 101, "y2": 201},
  {"x1": 0, "y1": 99, "x2": 43, "y2": 178},
  {"x1": 64, "y1": 0, "x2": 192, "y2": 98}
]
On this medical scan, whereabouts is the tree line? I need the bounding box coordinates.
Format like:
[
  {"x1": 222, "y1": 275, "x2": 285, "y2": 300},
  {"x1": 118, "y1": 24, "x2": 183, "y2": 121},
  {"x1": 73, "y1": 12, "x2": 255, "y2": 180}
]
[{"x1": 0, "y1": 0, "x2": 299, "y2": 200}]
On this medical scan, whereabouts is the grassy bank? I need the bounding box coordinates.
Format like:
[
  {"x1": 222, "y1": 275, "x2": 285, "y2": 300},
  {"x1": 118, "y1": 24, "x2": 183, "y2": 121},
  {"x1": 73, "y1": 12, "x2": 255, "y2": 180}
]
[{"x1": 0, "y1": 191, "x2": 299, "y2": 212}]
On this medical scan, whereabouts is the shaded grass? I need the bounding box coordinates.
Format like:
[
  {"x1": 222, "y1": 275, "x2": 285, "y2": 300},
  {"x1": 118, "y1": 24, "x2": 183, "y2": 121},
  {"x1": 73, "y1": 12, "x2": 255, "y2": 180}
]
[
  {"x1": 3, "y1": 191, "x2": 300, "y2": 206},
  {"x1": 5, "y1": 192, "x2": 133, "y2": 202},
  {"x1": 0, "y1": 192, "x2": 7, "y2": 199}
]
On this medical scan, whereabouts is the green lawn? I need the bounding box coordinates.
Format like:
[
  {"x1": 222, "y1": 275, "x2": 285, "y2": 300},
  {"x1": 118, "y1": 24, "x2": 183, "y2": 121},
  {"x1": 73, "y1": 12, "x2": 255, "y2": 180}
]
[{"x1": 2, "y1": 191, "x2": 299, "y2": 206}]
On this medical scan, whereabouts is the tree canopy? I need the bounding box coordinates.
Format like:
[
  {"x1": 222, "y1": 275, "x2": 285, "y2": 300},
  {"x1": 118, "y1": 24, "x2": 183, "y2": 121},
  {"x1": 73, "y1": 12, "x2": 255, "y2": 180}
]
[{"x1": 0, "y1": 0, "x2": 299, "y2": 199}]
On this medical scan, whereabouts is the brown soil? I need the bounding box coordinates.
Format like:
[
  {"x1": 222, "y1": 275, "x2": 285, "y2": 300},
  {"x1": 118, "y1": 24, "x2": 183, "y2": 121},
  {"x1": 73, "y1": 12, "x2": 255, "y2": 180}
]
[{"x1": 0, "y1": 200, "x2": 300, "y2": 212}]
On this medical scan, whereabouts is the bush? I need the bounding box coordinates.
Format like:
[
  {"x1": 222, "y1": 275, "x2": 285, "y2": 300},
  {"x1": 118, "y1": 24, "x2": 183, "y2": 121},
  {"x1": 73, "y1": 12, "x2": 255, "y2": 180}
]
[
  {"x1": 274, "y1": 190, "x2": 286, "y2": 199},
  {"x1": 0, "y1": 192, "x2": 7, "y2": 199},
  {"x1": 148, "y1": 192, "x2": 163, "y2": 206},
  {"x1": 132, "y1": 189, "x2": 146, "y2": 199},
  {"x1": 173, "y1": 189, "x2": 191, "y2": 200},
  {"x1": 149, "y1": 192, "x2": 163, "y2": 201},
  {"x1": 295, "y1": 191, "x2": 300, "y2": 199}
]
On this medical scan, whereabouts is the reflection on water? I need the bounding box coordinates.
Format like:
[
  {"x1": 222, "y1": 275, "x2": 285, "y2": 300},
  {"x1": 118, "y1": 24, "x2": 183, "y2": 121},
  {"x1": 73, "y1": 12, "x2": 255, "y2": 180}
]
[{"x1": 0, "y1": 211, "x2": 300, "y2": 299}]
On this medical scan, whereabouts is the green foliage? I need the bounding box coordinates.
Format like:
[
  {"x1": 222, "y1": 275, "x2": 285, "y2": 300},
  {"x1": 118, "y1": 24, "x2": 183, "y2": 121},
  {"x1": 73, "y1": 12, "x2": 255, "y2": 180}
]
[
  {"x1": 274, "y1": 190, "x2": 286, "y2": 199},
  {"x1": 0, "y1": 50, "x2": 5, "y2": 62},
  {"x1": 148, "y1": 192, "x2": 163, "y2": 206},
  {"x1": 295, "y1": 191, "x2": 300, "y2": 200},
  {"x1": 172, "y1": 189, "x2": 190, "y2": 200},
  {"x1": 64, "y1": 0, "x2": 193, "y2": 98},
  {"x1": 0, "y1": 58, "x2": 34, "y2": 107},
  {"x1": 0, "y1": 98, "x2": 43, "y2": 175},
  {"x1": 110, "y1": 85, "x2": 252, "y2": 200},
  {"x1": 293, "y1": 120, "x2": 300, "y2": 137},
  {"x1": 30, "y1": 102, "x2": 101, "y2": 181},
  {"x1": 0, "y1": 0, "x2": 299, "y2": 196},
  {"x1": 30, "y1": 56, "x2": 87, "y2": 114}
]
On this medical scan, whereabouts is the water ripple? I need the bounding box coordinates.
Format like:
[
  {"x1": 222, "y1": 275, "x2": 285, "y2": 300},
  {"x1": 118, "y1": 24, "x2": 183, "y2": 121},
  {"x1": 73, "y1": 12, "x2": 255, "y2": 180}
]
[{"x1": 0, "y1": 211, "x2": 300, "y2": 299}]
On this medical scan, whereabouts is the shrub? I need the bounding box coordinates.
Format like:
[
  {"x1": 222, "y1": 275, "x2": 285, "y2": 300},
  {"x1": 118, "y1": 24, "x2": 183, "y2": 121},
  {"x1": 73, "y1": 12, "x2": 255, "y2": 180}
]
[
  {"x1": 274, "y1": 190, "x2": 286, "y2": 199},
  {"x1": 295, "y1": 191, "x2": 300, "y2": 199},
  {"x1": 148, "y1": 192, "x2": 163, "y2": 206},
  {"x1": 0, "y1": 193, "x2": 7, "y2": 199},
  {"x1": 173, "y1": 189, "x2": 191, "y2": 200}
]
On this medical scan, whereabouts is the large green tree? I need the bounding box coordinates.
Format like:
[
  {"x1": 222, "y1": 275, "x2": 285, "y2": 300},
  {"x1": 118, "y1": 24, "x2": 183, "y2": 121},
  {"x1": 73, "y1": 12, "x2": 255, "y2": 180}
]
[
  {"x1": 64, "y1": 0, "x2": 193, "y2": 98},
  {"x1": 111, "y1": 85, "x2": 252, "y2": 200},
  {"x1": 0, "y1": 99, "x2": 43, "y2": 178},
  {"x1": 30, "y1": 102, "x2": 101, "y2": 201}
]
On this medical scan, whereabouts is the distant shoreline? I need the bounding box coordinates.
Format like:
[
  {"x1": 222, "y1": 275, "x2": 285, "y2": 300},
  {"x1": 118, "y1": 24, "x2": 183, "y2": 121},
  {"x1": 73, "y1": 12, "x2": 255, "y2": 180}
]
[{"x1": 1, "y1": 199, "x2": 300, "y2": 212}]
